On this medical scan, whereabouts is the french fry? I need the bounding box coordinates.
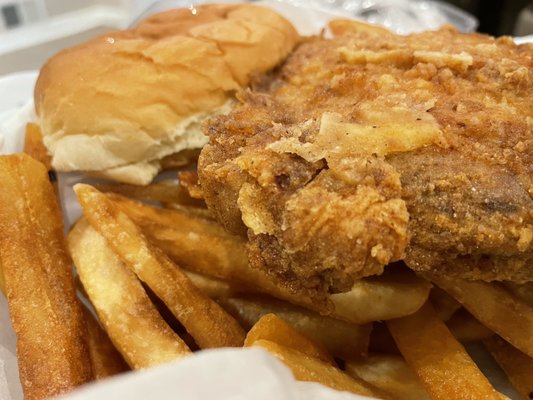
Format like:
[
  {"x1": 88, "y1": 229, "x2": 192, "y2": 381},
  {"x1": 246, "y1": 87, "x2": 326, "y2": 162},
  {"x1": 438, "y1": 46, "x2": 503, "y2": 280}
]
[
  {"x1": 81, "y1": 304, "x2": 129, "y2": 379},
  {"x1": 430, "y1": 286, "x2": 461, "y2": 321},
  {"x1": 427, "y1": 274, "x2": 533, "y2": 358},
  {"x1": 0, "y1": 154, "x2": 93, "y2": 400},
  {"x1": 184, "y1": 270, "x2": 235, "y2": 299},
  {"x1": 387, "y1": 302, "x2": 501, "y2": 400},
  {"x1": 328, "y1": 19, "x2": 394, "y2": 37},
  {"x1": 483, "y1": 335, "x2": 533, "y2": 400},
  {"x1": 74, "y1": 184, "x2": 246, "y2": 348},
  {"x1": 219, "y1": 294, "x2": 371, "y2": 360},
  {"x1": 346, "y1": 354, "x2": 430, "y2": 400},
  {"x1": 95, "y1": 181, "x2": 204, "y2": 207},
  {"x1": 502, "y1": 282, "x2": 533, "y2": 307},
  {"x1": 329, "y1": 266, "x2": 431, "y2": 323},
  {"x1": 108, "y1": 193, "x2": 320, "y2": 310},
  {"x1": 69, "y1": 219, "x2": 191, "y2": 368},
  {"x1": 244, "y1": 314, "x2": 335, "y2": 365},
  {"x1": 252, "y1": 339, "x2": 388, "y2": 399},
  {"x1": 446, "y1": 309, "x2": 493, "y2": 342},
  {"x1": 23, "y1": 123, "x2": 52, "y2": 170},
  {"x1": 110, "y1": 195, "x2": 432, "y2": 321}
]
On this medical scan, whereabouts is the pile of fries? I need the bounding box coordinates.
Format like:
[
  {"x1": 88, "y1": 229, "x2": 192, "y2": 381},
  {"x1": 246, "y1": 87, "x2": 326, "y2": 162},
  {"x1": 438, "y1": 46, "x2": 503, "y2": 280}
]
[{"x1": 1, "y1": 125, "x2": 533, "y2": 400}]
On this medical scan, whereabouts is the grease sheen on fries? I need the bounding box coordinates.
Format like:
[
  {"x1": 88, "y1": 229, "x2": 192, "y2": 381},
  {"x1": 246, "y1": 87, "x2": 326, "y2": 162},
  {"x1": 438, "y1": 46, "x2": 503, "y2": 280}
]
[
  {"x1": 69, "y1": 219, "x2": 191, "y2": 368},
  {"x1": 387, "y1": 302, "x2": 501, "y2": 400},
  {"x1": 74, "y1": 184, "x2": 246, "y2": 349},
  {"x1": 427, "y1": 274, "x2": 533, "y2": 358},
  {"x1": 244, "y1": 314, "x2": 335, "y2": 365},
  {"x1": 0, "y1": 154, "x2": 93, "y2": 400}
]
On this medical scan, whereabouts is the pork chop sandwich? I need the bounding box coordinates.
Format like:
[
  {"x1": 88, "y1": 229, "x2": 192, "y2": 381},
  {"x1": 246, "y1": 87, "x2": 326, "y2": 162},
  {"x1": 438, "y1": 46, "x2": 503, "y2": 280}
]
[
  {"x1": 34, "y1": 4, "x2": 299, "y2": 184},
  {"x1": 199, "y1": 20, "x2": 533, "y2": 300}
]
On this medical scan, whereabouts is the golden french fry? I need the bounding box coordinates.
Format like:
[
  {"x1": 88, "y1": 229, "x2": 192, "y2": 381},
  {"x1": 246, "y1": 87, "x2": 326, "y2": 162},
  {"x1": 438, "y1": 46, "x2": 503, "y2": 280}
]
[
  {"x1": 328, "y1": 19, "x2": 394, "y2": 37},
  {"x1": 108, "y1": 193, "x2": 320, "y2": 310},
  {"x1": 184, "y1": 270, "x2": 235, "y2": 299},
  {"x1": 69, "y1": 219, "x2": 191, "y2": 368},
  {"x1": 74, "y1": 184, "x2": 246, "y2": 348},
  {"x1": 95, "y1": 181, "x2": 204, "y2": 207},
  {"x1": 23, "y1": 123, "x2": 52, "y2": 170},
  {"x1": 0, "y1": 154, "x2": 93, "y2": 400},
  {"x1": 427, "y1": 274, "x2": 533, "y2": 358},
  {"x1": 430, "y1": 286, "x2": 461, "y2": 321},
  {"x1": 346, "y1": 354, "x2": 430, "y2": 400},
  {"x1": 483, "y1": 335, "x2": 533, "y2": 400},
  {"x1": 387, "y1": 302, "x2": 501, "y2": 400},
  {"x1": 111, "y1": 195, "x2": 432, "y2": 321},
  {"x1": 219, "y1": 294, "x2": 371, "y2": 360},
  {"x1": 82, "y1": 304, "x2": 129, "y2": 379},
  {"x1": 329, "y1": 266, "x2": 431, "y2": 323},
  {"x1": 252, "y1": 339, "x2": 387, "y2": 398},
  {"x1": 244, "y1": 314, "x2": 335, "y2": 365},
  {"x1": 502, "y1": 282, "x2": 533, "y2": 307},
  {"x1": 446, "y1": 309, "x2": 493, "y2": 342}
]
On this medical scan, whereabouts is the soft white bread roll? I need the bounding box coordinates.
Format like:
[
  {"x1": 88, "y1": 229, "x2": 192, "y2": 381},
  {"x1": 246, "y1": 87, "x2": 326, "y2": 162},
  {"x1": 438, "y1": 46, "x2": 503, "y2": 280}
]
[{"x1": 34, "y1": 4, "x2": 299, "y2": 184}]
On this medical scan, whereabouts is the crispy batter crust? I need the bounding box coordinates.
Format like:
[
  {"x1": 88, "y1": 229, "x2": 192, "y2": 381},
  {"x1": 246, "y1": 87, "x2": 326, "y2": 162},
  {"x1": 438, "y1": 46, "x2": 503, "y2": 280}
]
[{"x1": 199, "y1": 25, "x2": 533, "y2": 296}]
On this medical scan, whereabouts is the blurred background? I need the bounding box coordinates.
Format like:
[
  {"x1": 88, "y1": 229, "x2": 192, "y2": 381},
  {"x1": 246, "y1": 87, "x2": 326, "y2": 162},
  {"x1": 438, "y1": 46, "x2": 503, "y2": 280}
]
[{"x1": 0, "y1": 0, "x2": 532, "y2": 75}]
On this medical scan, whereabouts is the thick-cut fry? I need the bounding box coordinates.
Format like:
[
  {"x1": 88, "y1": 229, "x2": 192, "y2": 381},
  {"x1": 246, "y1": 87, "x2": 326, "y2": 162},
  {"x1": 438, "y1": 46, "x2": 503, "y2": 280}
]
[
  {"x1": 346, "y1": 354, "x2": 430, "y2": 400},
  {"x1": 387, "y1": 302, "x2": 501, "y2": 400},
  {"x1": 74, "y1": 184, "x2": 246, "y2": 349},
  {"x1": 111, "y1": 195, "x2": 432, "y2": 321},
  {"x1": 219, "y1": 294, "x2": 371, "y2": 360},
  {"x1": 328, "y1": 18, "x2": 394, "y2": 37},
  {"x1": 95, "y1": 181, "x2": 204, "y2": 207},
  {"x1": 427, "y1": 274, "x2": 533, "y2": 358},
  {"x1": 244, "y1": 314, "x2": 335, "y2": 365},
  {"x1": 430, "y1": 286, "x2": 461, "y2": 321},
  {"x1": 252, "y1": 339, "x2": 388, "y2": 399},
  {"x1": 329, "y1": 266, "x2": 431, "y2": 323},
  {"x1": 23, "y1": 123, "x2": 52, "y2": 170},
  {"x1": 446, "y1": 309, "x2": 493, "y2": 342},
  {"x1": 69, "y1": 219, "x2": 191, "y2": 368},
  {"x1": 483, "y1": 335, "x2": 533, "y2": 400},
  {"x1": 0, "y1": 154, "x2": 93, "y2": 400},
  {"x1": 502, "y1": 282, "x2": 533, "y2": 307},
  {"x1": 81, "y1": 305, "x2": 129, "y2": 379}
]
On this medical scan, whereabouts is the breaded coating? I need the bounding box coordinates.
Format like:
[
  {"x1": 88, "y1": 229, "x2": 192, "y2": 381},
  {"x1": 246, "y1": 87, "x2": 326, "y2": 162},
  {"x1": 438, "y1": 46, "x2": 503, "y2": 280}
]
[{"x1": 199, "y1": 24, "x2": 533, "y2": 297}]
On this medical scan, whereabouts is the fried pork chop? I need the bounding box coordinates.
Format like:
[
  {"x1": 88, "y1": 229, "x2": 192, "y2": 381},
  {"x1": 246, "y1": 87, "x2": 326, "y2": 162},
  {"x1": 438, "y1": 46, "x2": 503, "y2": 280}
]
[{"x1": 198, "y1": 22, "x2": 533, "y2": 298}]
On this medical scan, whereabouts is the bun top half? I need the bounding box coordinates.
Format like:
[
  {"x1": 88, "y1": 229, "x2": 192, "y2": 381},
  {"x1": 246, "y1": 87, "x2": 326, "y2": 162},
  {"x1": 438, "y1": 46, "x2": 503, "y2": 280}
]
[{"x1": 34, "y1": 4, "x2": 299, "y2": 184}]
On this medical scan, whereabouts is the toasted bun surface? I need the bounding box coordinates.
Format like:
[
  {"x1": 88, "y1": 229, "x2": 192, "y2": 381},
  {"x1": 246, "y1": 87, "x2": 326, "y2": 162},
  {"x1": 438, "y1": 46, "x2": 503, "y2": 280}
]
[{"x1": 35, "y1": 4, "x2": 299, "y2": 184}]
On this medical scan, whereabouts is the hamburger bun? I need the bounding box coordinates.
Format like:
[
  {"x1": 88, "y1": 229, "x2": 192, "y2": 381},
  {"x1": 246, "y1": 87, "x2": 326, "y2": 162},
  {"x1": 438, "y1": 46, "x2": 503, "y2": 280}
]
[{"x1": 34, "y1": 4, "x2": 299, "y2": 184}]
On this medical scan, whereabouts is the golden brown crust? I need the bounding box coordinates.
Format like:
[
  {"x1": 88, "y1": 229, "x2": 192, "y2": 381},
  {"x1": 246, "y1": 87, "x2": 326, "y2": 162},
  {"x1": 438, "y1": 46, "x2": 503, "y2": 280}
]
[
  {"x1": 199, "y1": 24, "x2": 533, "y2": 294},
  {"x1": 35, "y1": 4, "x2": 299, "y2": 183}
]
